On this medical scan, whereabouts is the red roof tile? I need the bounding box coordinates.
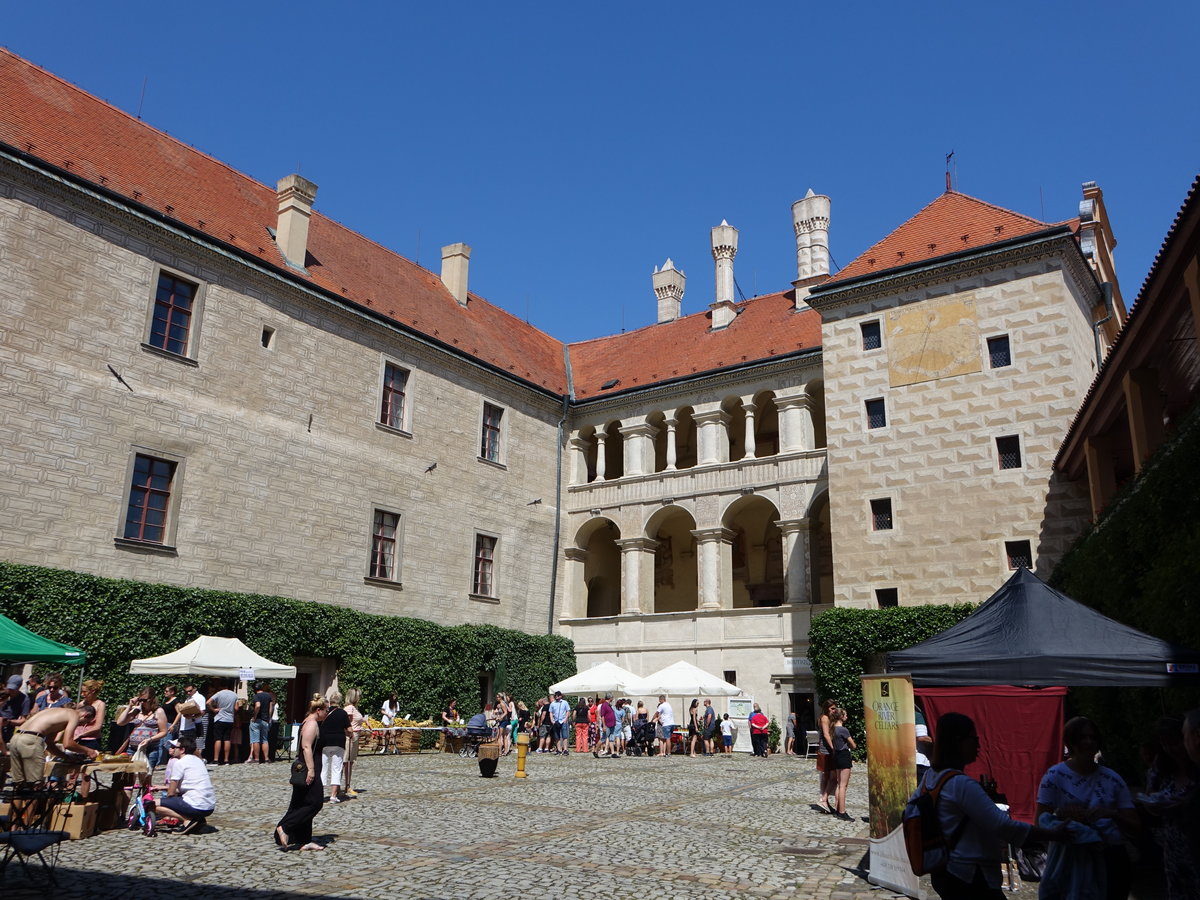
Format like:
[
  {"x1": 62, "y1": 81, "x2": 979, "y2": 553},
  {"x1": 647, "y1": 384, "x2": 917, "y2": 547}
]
[
  {"x1": 0, "y1": 50, "x2": 567, "y2": 393},
  {"x1": 568, "y1": 292, "x2": 822, "y2": 400},
  {"x1": 827, "y1": 190, "x2": 1062, "y2": 285}
]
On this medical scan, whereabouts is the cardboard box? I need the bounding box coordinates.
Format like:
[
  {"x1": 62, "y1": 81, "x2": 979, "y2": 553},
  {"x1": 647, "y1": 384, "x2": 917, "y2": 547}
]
[
  {"x1": 90, "y1": 786, "x2": 130, "y2": 832},
  {"x1": 48, "y1": 802, "x2": 98, "y2": 840}
]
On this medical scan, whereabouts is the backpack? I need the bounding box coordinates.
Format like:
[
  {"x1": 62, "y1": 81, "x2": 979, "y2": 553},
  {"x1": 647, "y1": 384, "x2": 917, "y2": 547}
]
[{"x1": 902, "y1": 770, "x2": 964, "y2": 876}]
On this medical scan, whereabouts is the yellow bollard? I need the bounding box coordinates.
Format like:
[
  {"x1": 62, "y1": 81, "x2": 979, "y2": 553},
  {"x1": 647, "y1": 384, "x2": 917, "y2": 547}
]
[{"x1": 515, "y1": 732, "x2": 530, "y2": 778}]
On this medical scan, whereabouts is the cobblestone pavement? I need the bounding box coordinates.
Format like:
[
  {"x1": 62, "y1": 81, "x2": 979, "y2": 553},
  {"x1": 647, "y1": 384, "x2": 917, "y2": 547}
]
[{"x1": 8, "y1": 751, "x2": 935, "y2": 900}]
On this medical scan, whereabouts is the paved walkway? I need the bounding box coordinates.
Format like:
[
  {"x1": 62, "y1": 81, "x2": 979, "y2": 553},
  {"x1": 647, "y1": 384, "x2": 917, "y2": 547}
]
[{"x1": 10, "y1": 750, "x2": 907, "y2": 899}]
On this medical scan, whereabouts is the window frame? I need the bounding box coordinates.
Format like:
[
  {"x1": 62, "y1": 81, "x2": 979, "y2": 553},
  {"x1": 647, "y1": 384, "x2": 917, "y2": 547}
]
[
  {"x1": 478, "y1": 401, "x2": 507, "y2": 467},
  {"x1": 115, "y1": 448, "x2": 184, "y2": 553},
  {"x1": 869, "y1": 497, "x2": 894, "y2": 532},
  {"x1": 864, "y1": 397, "x2": 888, "y2": 431},
  {"x1": 875, "y1": 587, "x2": 899, "y2": 607},
  {"x1": 377, "y1": 359, "x2": 413, "y2": 436},
  {"x1": 995, "y1": 434, "x2": 1024, "y2": 471},
  {"x1": 470, "y1": 531, "x2": 500, "y2": 601},
  {"x1": 141, "y1": 265, "x2": 206, "y2": 364},
  {"x1": 1003, "y1": 539, "x2": 1033, "y2": 571},
  {"x1": 365, "y1": 507, "x2": 404, "y2": 588},
  {"x1": 860, "y1": 319, "x2": 883, "y2": 352},
  {"x1": 986, "y1": 333, "x2": 1012, "y2": 369}
]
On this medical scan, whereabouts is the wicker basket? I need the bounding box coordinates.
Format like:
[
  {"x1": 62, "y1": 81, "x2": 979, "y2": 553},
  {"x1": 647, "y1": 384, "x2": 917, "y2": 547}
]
[{"x1": 477, "y1": 740, "x2": 501, "y2": 761}]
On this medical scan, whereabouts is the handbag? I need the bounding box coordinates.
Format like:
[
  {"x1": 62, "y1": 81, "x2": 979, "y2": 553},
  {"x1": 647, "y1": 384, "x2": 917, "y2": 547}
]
[{"x1": 289, "y1": 758, "x2": 308, "y2": 786}]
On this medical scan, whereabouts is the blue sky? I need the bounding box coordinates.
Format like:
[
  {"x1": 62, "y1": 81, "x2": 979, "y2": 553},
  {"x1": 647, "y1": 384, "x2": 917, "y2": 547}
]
[{"x1": 4, "y1": 3, "x2": 1196, "y2": 343}]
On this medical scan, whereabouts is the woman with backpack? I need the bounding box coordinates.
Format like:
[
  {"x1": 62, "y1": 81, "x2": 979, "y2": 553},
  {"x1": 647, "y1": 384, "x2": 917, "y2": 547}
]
[{"x1": 918, "y1": 712, "x2": 1068, "y2": 899}]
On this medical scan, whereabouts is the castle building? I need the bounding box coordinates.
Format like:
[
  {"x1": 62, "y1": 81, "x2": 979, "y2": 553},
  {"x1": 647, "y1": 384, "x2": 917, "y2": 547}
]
[{"x1": 0, "y1": 50, "x2": 1124, "y2": 717}]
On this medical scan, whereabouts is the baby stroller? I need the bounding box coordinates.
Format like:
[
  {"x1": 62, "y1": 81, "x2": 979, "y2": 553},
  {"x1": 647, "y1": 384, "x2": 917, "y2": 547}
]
[
  {"x1": 459, "y1": 711, "x2": 497, "y2": 758},
  {"x1": 126, "y1": 788, "x2": 157, "y2": 836},
  {"x1": 627, "y1": 720, "x2": 656, "y2": 756}
]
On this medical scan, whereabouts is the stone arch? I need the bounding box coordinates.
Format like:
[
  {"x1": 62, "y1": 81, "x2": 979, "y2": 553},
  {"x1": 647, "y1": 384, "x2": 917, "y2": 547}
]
[
  {"x1": 575, "y1": 517, "x2": 622, "y2": 617},
  {"x1": 722, "y1": 494, "x2": 784, "y2": 608},
  {"x1": 806, "y1": 491, "x2": 833, "y2": 604},
  {"x1": 673, "y1": 405, "x2": 697, "y2": 470},
  {"x1": 645, "y1": 505, "x2": 698, "y2": 613},
  {"x1": 578, "y1": 424, "x2": 599, "y2": 483},
  {"x1": 720, "y1": 396, "x2": 745, "y2": 460},
  {"x1": 752, "y1": 390, "x2": 780, "y2": 457},
  {"x1": 601, "y1": 420, "x2": 624, "y2": 480}
]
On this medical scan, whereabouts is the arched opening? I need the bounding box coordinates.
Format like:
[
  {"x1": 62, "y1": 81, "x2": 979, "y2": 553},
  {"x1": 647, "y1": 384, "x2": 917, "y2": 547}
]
[
  {"x1": 649, "y1": 411, "x2": 668, "y2": 472},
  {"x1": 721, "y1": 396, "x2": 745, "y2": 461},
  {"x1": 752, "y1": 390, "x2": 780, "y2": 457},
  {"x1": 674, "y1": 406, "x2": 697, "y2": 470},
  {"x1": 576, "y1": 518, "x2": 622, "y2": 617},
  {"x1": 602, "y1": 420, "x2": 624, "y2": 480},
  {"x1": 645, "y1": 506, "x2": 698, "y2": 613},
  {"x1": 806, "y1": 380, "x2": 827, "y2": 449},
  {"x1": 723, "y1": 495, "x2": 784, "y2": 608},
  {"x1": 579, "y1": 425, "x2": 599, "y2": 483},
  {"x1": 807, "y1": 492, "x2": 834, "y2": 604}
]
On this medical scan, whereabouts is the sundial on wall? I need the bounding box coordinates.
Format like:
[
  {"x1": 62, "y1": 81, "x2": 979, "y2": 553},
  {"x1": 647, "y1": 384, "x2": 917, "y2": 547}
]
[{"x1": 886, "y1": 295, "x2": 982, "y2": 387}]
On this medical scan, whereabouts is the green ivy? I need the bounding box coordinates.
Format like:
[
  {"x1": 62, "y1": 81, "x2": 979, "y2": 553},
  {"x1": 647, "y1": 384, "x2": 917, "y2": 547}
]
[
  {"x1": 0, "y1": 562, "x2": 576, "y2": 721},
  {"x1": 808, "y1": 604, "x2": 976, "y2": 752}
]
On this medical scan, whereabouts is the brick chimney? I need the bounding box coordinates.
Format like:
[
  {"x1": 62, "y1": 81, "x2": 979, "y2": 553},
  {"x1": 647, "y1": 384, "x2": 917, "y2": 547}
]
[
  {"x1": 441, "y1": 243, "x2": 472, "y2": 306},
  {"x1": 652, "y1": 258, "x2": 686, "y2": 323},
  {"x1": 275, "y1": 174, "x2": 318, "y2": 268},
  {"x1": 710, "y1": 220, "x2": 738, "y2": 330}
]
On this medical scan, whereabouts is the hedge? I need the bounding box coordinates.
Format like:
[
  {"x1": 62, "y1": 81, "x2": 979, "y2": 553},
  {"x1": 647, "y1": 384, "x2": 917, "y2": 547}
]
[
  {"x1": 808, "y1": 604, "x2": 976, "y2": 752},
  {"x1": 0, "y1": 562, "x2": 577, "y2": 720}
]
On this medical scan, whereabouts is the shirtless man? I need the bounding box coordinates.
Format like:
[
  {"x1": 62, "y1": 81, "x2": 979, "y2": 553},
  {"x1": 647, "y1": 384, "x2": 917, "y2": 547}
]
[{"x1": 8, "y1": 704, "x2": 99, "y2": 786}]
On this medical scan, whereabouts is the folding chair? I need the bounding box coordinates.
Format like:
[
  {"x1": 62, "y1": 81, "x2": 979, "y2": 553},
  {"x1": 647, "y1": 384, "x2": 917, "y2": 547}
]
[
  {"x1": 804, "y1": 730, "x2": 820, "y2": 758},
  {"x1": 0, "y1": 785, "x2": 71, "y2": 886}
]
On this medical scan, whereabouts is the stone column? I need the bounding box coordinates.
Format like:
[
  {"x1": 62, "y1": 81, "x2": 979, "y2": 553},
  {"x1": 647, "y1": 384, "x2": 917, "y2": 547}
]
[
  {"x1": 692, "y1": 527, "x2": 735, "y2": 610},
  {"x1": 663, "y1": 417, "x2": 678, "y2": 471},
  {"x1": 616, "y1": 537, "x2": 656, "y2": 615},
  {"x1": 777, "y1": 519, "x2": 810, "y2": 605},
  {"x1": 741, "y1": 401, "x2": 757, "y2": 460},
  {"x1": 563, "y1": 547, "x2": 588, "y2": 618},
  {"x1": 776, "y1": 394, "x2": 815, "y2": 453},
  {"x1": 568, "y1": 436, "x2": 588, "y2": 485},
  {"x1": 619, "y1": 422, "x2": 656, "y2": 477},
  {"x1": 692, "y1": 408, "x2": 730, "y2": 465},
  {"x1": 594, "y1": 431, "x2": 607, "y2": 481}
]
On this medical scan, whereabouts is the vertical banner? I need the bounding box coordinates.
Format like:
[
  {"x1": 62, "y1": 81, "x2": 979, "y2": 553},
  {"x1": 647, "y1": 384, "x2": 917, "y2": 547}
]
[{"x1": 862, "y1": 674, "x2": 922, "y2": 898}]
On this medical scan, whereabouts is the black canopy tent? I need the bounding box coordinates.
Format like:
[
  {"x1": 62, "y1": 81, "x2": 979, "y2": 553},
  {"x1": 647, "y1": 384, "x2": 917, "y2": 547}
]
[{"x1": 886, "y1": 568, "x2": 1200, "y2": 687}]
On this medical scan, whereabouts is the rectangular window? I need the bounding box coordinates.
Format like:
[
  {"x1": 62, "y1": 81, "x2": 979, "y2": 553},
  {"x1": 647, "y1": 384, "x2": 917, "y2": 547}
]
[
  {"x1": 996, "y1": 435, "x2": 1022, "y2": 470},
  {"x1": 865, "y1": 398, "x2": 887, "y2": 430},
  {"x1": 380, "y1": 363, "x2": 409, "y2": 430},
  {"x1": 876, "y1": 588, "x2": 899, "y2": 607},
  {"x1": 723, "y1": 670, "x2": 737, "y2": 686},
  {"x1": 987, "y1": 335, "x2": 1012, "y2": 368},
  {"x1": 1005, "y1": 540, "x2": 1033, "y2": 570},
  {"x1": 123, "y1": 454, "x2": 176, "y2": 544},
  {"x1": 860, "y1": 320, "x2": 882, "y2": 351},
  {"x1": 370, "y1": 510, "x2": 401, "y2": 580},
  {"x1": 870, "y1": 498, "x2": 893, "y2": 531},
  {"x1": 480, "y1": 403, "x2": 504, "y2": 462},
  {"x1": 149, "y1": 272, "x2": 197, "y2": 356},
  {"x1": 473, "y1": 533, "x2": 497, "y2": 597}
]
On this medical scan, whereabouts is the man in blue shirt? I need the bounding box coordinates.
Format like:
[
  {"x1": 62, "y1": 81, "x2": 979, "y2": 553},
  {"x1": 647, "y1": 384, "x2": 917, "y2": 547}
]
[{"x1": 548, "y1": 691, "x2": 570, "y2": 756}]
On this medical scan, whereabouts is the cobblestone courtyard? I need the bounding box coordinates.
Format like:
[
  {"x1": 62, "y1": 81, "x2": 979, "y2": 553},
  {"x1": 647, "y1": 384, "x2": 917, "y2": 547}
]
[{"x1": 6, "y1": 750, "x2": 896, "y2": 900}]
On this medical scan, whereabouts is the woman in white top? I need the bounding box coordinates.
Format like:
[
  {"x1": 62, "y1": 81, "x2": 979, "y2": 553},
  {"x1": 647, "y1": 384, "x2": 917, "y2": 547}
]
[
  {"x1": 342, "y1": 688, "x2": 365, "y2": 798},
  {"x1": 919, "y1": 712, "x2": 1068, "y2": 899},
  {"x1": 379, "y1": 692, "x2": 399, "y2": 754}
]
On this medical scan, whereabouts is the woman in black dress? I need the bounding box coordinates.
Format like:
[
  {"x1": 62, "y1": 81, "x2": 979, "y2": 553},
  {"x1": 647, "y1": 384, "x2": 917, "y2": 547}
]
[{"x1": 275, "y1": 697, "x2": 328, "y2": 851}]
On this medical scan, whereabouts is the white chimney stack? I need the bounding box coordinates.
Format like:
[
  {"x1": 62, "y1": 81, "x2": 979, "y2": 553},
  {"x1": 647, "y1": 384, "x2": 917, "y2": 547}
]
[
  {"x1": 440, "y1": 242, "x2": 472, "y2": 306},
  {"x1": 275, "y1": 174, "x2": 318, "y2": 268},
  {"x1": 710, "y1": 220, "x2": 738, "y2": 330},
  {"x1": 792, "y1": 188, "x2": 831, "y2": 281},
  {"x1": 652, "y1": 258, "x2": 686, "y2": 323}
]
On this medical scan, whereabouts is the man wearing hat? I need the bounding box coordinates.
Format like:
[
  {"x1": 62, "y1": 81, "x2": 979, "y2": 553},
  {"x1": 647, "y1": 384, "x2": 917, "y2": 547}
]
[
  {"x1": 159, "y1": 735, "x2": 216, "y2": 834},
  {"x1": 1, "y1": 674, "x2": 31, "y2": 744}
]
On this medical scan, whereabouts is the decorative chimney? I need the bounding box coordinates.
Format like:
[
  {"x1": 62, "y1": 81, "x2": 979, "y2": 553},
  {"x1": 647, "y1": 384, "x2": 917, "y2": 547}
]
[
  {"x1": 710, "y1": 220, "x2": 738, "y2": 330},
  {"x1": 440, "y1": 242, "x2": 472, "y2": 306},
  {"x1": 791, "y1": 189, "x2": 831, "y2": 309},
  {"x1": 652, "y1": 258, "x2": 686, "y2": 323},
  {"x1": 275, "y1": 174, "x2": 318, "y2": 268}
]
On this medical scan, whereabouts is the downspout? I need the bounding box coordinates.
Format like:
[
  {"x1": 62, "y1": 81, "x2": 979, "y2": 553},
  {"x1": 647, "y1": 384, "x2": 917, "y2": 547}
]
[
  {"x1": 1093, "y1": 282, "x2": 1114, "y2": 367},
  {"x1": 547, "y1": 346, "x2": 575, "y2": 634}
]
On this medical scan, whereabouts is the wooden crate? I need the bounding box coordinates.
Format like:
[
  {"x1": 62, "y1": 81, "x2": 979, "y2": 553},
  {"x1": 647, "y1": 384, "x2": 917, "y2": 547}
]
[{"x1": 396, "y1": 730, "x2": 421, "y2": 754}]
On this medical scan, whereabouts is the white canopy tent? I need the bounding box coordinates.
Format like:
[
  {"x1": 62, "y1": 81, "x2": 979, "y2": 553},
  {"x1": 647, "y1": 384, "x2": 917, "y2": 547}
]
[
  {"x1": 129, "y1": 636, "x2": 296, "y2": 679},
  {"x1": 637, "y1": 661, "x2": 743, "y2": 697},
  {"x1": 549, "y1": 662, "x2": 652, "y2": 696}
]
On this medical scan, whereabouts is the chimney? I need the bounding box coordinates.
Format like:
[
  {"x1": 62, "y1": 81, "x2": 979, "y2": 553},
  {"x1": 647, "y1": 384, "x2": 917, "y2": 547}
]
[
  {"x1": 440, "y1": 242, "x2": 472, "y2": 306},
  {"x1": 652, "y1": 258, "x2": 686, "y2": 323},
  {"x1": 792, "y1": 189, "x2": 831, "y2": 281},
  {"x1": 710, "y1": 220, "x2": 738, "y2": 330},
  {"x1": 275, "y1": 174, "x2": 318, "y2": 268}
]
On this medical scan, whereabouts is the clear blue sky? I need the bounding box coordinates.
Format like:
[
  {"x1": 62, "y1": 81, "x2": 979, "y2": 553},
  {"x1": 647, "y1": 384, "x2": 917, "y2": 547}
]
[{"x1": 5, "y1": 3, "x2": 1196, "y2": 343}]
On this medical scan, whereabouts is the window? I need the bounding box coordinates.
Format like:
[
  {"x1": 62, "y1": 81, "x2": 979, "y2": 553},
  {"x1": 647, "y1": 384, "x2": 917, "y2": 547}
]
[
  {"x1": 261, "y1": 326, "x2": 275, "y2": 349},
  {"x1": 148, "y1": 271, "x2": 198, "y2": 356},
  {"x1": 723, "y1": 670, "x2": 737, "y2": 686},
  {"x1": 472, "y1": 533, "x2": 497, "y2": 597},
  {"x1": 123, "y1": 454, "x2": 176, "y2": 544},
  {"x1": 1005, "y1": 540, "x2": 1032, "y2": 570},
  {"x1": 369, "y1": 509, "x2": 401, "y2": 581},
  {"x1": 870, "y1": 498, "x2": 893, "y2": 531},
  {"x1": 987, "y1": 335, "x2": 1012, "y2": 369},
  {"x1": 480, "y1": 403, "x2": 504, "y2": 463},
  {"x1": 380, "y1": 363, "x2": 410, "y2": 431},
  {"x1": 860, "y1": 320, "x2": 882, "y2": 351},
  {"x1": 876, "y1": 588, "x2": 898, "y2": 607},
  {"x1": 865, "y1": 398, "x2": 887, "y2": 430},
  {"x1": 996, "y1": 435, "x2": 1022, "y2": 470}
]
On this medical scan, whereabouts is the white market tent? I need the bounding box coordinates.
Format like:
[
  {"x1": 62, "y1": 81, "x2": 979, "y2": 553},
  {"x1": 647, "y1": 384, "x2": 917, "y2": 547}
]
[
  {"x1": 549, "y1": 661, "x2": 651, "y2": 696},
  {"x1": 129, "y1": 635, "x2": 296, "y2": 679},
  {"x1": 638, "y1": 661, "x2": 743, "y2": 697}
]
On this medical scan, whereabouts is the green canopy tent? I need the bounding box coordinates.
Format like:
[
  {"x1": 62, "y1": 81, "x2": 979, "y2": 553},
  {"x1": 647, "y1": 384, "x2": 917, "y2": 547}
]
[{"x1": 0, "y1": 612, "x2": 88, "y2": 695}]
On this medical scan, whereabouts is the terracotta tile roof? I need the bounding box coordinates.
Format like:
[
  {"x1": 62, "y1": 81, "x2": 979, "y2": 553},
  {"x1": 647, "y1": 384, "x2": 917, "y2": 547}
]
[
  {"x1": 826, "y1": 190, "x2": 1067, "y2": 285},
  {"x1": 568, "y1": 292, "x2": 822, "y2": 400},
  {"x1": 0, "y1": 49, "x2": 567, "y2": 394}
]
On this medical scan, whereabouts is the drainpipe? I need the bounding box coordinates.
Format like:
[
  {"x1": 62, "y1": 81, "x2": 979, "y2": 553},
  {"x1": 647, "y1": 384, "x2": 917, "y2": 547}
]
[
  {"x1": 1093, "y1": 282, "x2": 1114, "y2": 367},
  {"x1": 547, "y1": 347, "x2": 575, "y2": 634}
]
